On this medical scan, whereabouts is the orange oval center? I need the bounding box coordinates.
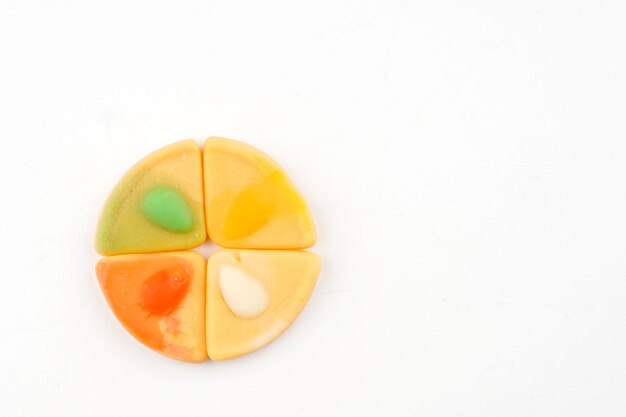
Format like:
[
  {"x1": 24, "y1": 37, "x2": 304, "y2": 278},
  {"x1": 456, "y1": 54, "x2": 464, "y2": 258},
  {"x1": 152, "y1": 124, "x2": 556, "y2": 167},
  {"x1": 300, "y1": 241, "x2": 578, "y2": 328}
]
[{"x1": 141, "y1": 267, "x2": 190, "y2": 315}]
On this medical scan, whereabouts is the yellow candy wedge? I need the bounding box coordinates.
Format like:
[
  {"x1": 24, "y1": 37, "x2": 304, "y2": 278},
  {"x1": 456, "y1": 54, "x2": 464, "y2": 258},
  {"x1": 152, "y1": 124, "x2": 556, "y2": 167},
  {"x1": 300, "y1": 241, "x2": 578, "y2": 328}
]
[
  {"x1": 95, "y1": 140, "x2": 206, "y2": 255},
  {"x1": 206, "y1": 249, "x2": 321, "y2": 360},
  {"x1": 203, "y1": 137, "x2": 316, "y2": 249}
]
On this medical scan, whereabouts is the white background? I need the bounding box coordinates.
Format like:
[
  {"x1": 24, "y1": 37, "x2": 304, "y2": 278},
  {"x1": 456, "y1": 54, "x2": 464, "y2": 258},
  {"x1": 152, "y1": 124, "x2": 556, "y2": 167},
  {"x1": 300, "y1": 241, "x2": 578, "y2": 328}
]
[{"x1": 1, "y1": 0, "x2": 625, "y2": 416}]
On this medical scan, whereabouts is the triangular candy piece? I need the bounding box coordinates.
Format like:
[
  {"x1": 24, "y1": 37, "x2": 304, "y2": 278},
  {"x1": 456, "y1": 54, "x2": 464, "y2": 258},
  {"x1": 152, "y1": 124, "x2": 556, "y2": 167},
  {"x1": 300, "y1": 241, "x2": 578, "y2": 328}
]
[
  {"x1": 206, "y1": 249, "x2": 321, "y2": 360},
  {"x1": 203, "y1": 137, "x2": 316, "y2": 249},
  {"x1": 95, "y1": 140, "x2": 206, "y2": 255},
  {"x1": 96, "y1": 251, "x2": 207, "y2": 362}
]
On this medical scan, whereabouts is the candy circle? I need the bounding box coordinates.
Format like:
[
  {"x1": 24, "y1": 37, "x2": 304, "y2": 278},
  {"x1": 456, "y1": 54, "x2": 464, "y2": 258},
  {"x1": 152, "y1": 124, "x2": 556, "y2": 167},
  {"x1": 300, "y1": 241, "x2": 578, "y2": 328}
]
[{"x1": 95, "y1": 138, "x2": 320, "y2": 362}]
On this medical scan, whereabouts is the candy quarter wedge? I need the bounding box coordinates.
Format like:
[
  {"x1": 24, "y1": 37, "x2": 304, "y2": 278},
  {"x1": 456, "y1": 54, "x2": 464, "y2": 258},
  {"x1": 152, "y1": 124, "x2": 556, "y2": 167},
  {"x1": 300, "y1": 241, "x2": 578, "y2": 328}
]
[
  {"x1": 206, "y1": 249, "x2": 321, "y2": 361},
  {"x1": 203, "y1": 137, "x2": 316, "y2": 249},
  {"x1": 95, "y1": 140, "x2": 206, "y2": 256},
  {"x1": 96, "y1": 251, "x2": 208, "y2": 363}
]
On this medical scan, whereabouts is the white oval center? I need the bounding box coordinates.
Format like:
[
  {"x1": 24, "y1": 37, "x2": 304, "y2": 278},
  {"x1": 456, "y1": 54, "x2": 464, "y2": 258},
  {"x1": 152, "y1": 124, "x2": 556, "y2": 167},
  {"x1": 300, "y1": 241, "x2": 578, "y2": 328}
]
[{"x1": 219, "y1": 266, "x2": 269, "y2": 319}]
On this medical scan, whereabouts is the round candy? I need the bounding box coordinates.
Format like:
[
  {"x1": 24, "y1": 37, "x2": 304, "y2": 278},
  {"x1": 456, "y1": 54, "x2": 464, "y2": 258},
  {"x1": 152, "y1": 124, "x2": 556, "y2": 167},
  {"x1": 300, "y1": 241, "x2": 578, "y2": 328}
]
[{"x1": 95, "y1": 137, "x2": 320, "y2": 362}]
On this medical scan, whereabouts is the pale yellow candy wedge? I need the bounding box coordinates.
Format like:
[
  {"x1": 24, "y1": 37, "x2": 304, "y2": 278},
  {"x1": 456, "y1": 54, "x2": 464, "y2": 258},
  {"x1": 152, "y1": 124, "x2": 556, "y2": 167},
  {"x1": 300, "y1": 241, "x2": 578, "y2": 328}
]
[{"x1": 206, "y1": 249, "x2": 321, "y2": 360}]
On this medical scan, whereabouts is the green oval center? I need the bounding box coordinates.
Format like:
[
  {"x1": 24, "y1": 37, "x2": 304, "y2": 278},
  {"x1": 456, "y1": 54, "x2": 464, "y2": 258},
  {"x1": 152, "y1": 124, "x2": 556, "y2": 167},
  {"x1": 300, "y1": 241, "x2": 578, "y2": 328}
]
[{"x1": 141, "y1": 186, "x2": 194, "y2": 233}]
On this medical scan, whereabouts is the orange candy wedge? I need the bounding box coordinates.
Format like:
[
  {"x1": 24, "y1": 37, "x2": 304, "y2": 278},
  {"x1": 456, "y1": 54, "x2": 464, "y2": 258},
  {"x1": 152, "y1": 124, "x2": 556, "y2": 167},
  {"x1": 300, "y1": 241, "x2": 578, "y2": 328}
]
[{"x1": 96, "y1": 252, "x2": 207, "y2": 362}]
